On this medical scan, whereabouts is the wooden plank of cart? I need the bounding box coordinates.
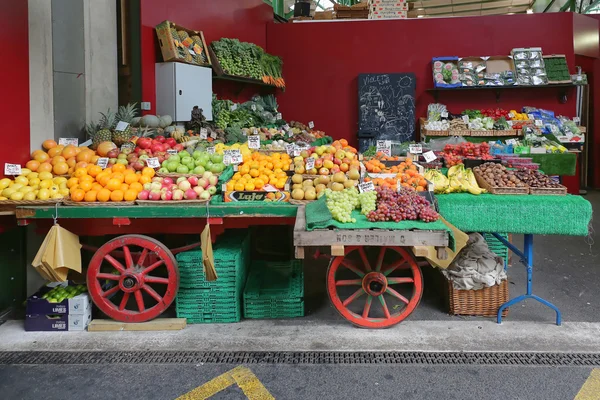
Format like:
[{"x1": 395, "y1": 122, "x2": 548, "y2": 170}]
[{"x1": 293, "y1": 205, "x2": 450, "y2": 329}]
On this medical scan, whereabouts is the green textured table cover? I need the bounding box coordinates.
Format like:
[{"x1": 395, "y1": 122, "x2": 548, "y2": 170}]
[
  {"x1": 436, "y1": 193, "x2": 592, "y2": 236},
  {"x1": 305, "y1": 197, "x2": 455, "y2": 250},
  {"x1": 518, "y1": 153, "x2": 576, "y2": 176}
]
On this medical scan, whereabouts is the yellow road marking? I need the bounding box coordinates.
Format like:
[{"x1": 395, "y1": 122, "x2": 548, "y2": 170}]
[
  {"x1": 176, "y1": 366, "x2": 274, "y2": 400},
  {"x1": 575, "y1": 369, "x2": 600, "y2": 400}
]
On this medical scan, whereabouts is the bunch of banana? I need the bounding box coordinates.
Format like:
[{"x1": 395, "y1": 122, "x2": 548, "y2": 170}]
[
  {"x1": 425, "y1": 169, "x2": 449, "y2": 194},
  {"x1": 446, "y1": 165, "x2": 486, "y2": 195}
]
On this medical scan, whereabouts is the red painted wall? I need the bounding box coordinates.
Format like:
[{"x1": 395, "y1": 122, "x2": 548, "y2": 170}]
[
  {"x1": 267, "y1": 13, "x2": 578, "y2": 147},
  {"x1": 0, "y1": 2, "x2": 30, "y2": 177},
  {"x1": 140, "y1": 0, "x2": 273, "y2": 114}
]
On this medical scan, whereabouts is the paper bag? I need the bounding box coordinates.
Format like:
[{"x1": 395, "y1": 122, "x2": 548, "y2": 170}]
[
  {"x1": 32, "y1": 224, "x2": 82, "y2": 282},
  {"x1": 201, "y1": 223, "x2": 217, "y2": 281},
  {"x1": 423, "y1": 217, "x2": 469, "y2": 269}
]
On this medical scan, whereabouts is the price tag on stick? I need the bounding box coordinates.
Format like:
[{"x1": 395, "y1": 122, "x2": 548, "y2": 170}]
[
  {"x1": 206, "y1": 147, "x2": 216, "y2": 154},
  {"x1": 276, "y1": 113, "x2": 282, "y2": 120},
  {"x1": 200, "y1": 128, "x2": 208, "y2": 140},
  {"x1": 248, "y1": 135, "x2": 260, "y2": 149},
  {"x1": 441, "y1": 111, "x2": 448, "y2": 118},
  {"x1": 506, "y1": 139, "x2": 518, "y2": 146},
  {"x1": 358, "y1": 181, "x2": 375, "y2": 193},
  {"x1": 285, "y1": 144, "x2": 296, "y2": 156},
  {"x1": 283, "y1": 124, "x2": 290, "y2": 131},
  {"x1": 535, "y1": 120, "x2": 543, "y2": 127},
  {"x1": 115, "y1": 121, "x2": 129, "y2": 132},
  {"x1": 96, "y1": 158, "x2": 109, "y2": 169},
  {"x1": 376, "y1": 140, "x2": 391, "y2": 157},
  {"x1": 167, "y1": 149, "x2": 178, "y2": 155},
  {"x1": 422, "y1": 151, "x2": 437, "y2": 163},
  {"x1": 59, "y1": 138, "x2": 79, "y2": 146},
  {"x1": 146, "y1": 158, "x2": 160, "y2": 169},
  {"x1": 462, "y1": 115, "x2": 470, "y2": 124},
  {"x1": 573, "y1": 117, "x2": 581, "y2": 126},
  {"x1": 210, "y1": 131, "x2": 217, "y2": 139},
  {"x1": 305, "y1": 157, "x2": 315, "y2": 171},
  {"x1": 4, "y1": 163, "x2": 21, "y2": 176},
  {"x1": 409, "y1": 144, "x2": 422, "y2": 154},
  {"x1": 308, "y1": 121, "x2": 314, "y2": 129}
]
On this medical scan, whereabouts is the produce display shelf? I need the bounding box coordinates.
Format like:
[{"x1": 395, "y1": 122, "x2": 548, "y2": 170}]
[
  {"x1": 208, "y1": 46, "x2": 279, "y2": 89},
  {"x1": 427, "y1": 83, "x2": 579, "y2": 104}
]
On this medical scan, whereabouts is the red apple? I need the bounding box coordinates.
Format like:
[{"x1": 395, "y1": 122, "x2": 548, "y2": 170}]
[
  {"x1": 155, "y1": 135, "x2": 166, "y2": 143},
  {"x1": 333, "y1": 158, "x2": 342, "y2": 166},
  {"x1": 166, "y1": 138, "x2": 177, "y2": 148},
  {"x1": 138, "y1": 138, "x2": 152, "y2": 150},
  {"x1": 318, "y1": 167, "x2": 329, "y2": 175},
  {"x1": 173, "y1": 144, "x2": 184, "y2": 152}
]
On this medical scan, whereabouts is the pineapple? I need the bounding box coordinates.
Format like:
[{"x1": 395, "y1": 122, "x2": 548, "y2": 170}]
[
  {"x1": 170, "y1": 27, "x2": 186, "y2": 58},
  {"x1": 112, "y1": 103, "x2": 138, "y2": 146},
  {"x1": 86, "y1": 110, "x2": 115, "y2": 149},
  {"x1": 177, "y1": 30, "x2": 189, "y2": 42},
  {"x1": 191, "y1": 35, "x2": 207, "y2": 64}
]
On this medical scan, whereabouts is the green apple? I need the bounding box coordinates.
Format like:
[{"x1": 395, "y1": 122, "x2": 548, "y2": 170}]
[{"x1": 176, "y1": 165, "x2": 189, "y2": 174}]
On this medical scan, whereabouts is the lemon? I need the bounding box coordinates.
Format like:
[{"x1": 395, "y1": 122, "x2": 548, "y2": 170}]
[
  {"x1": 0, "y1": 178, "x2": 11, "y2": 190},
  {"x1": 51, "y1": 193, "x2": 64, "y2": 200},
  {"x1": 30, "y1": 185, "x2": 39, "y2": 191},
  {"x1": 53, "y1": 177, "x2": 67, "y2": 185},
  {"x1": 10, "y1": 192, "x2": 24, "y2": 201},
  {"x1": 15, "y1": 176, "x2": 29, "y2": 186},
  {"x1": 28, "y1": 172, "x2": 39, "y2": 179},
  {"x1": 20, "y1": 168, "x2": 32, "y2": 176},
  {"x1": 33, "y1": 190, "x2": 39, "y2": 195},
  {"x1": 59, "y1": 188, "x2": 70, "y2": 196},
  {"x1": 49, "y1": 185, "x2": 59, "y2": 194},
  {"x1": 19, "y1": 186, "x2": 34, "y2": 193},
  {"x1": 39, "y1": 179, "x2": 53, "y2": 189},
  {"x1": 2, "y1": 188, "x2": 16, "y2": 197},
  {"x1": 38, "y1": 171, "x2": 53, "y2": 181},
  {"x1": 0, "y1": 196, "x2": 7, "y2": 200},
  {"x1": 28, "y1": 177, "x2": 41, "y2": 186},
  {"x1": 37, "y1": 189, "x2": 50, "y2": 200},
  {"x1": 23, "y1": 192, "x2": 37, "y2": 201},
  {"x1": 59, "y1": 182, "x2": 67, "y2": 190},
  {"x1": 10, "y1": 183, "x2": 23, "y2": 191}
]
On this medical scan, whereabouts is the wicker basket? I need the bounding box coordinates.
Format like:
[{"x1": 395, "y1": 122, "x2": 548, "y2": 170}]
[{"x1": 446, "y1": 278, "x2": 509, "y2": 317}]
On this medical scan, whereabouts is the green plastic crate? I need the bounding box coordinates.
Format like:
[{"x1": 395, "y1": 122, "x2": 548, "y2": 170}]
[
  {"x1": 483, "y1": 233, "x2": 509, "y2": 268},
  {"x1": 243, "y1": 260, "x2": 304, "y2": 319}
]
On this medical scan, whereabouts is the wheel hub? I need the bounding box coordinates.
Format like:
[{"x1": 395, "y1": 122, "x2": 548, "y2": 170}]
[
  {"x1": 120, "y1": 273, "x2": 142, "y2": 293},
  {"x1": 362, "y1": 272, "x2": 388, "y2": 296}
]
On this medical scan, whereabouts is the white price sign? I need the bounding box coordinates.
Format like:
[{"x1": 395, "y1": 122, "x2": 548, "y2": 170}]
[
  {"x1": 565, "y1": 131, "x2": 574, "y2": 140},
  {"x1": 59, "y1": 138, "x2": 78, "y2": 146},
  {"x1": 535, "y1": 120, "x2": 543, "y2": 127},
  {"x1": 409, "y1": 144, "x2": 423, "y2": 154},
  {"x1": 253, "y1": 128, "x2": 259, "y2": 135},
  {"x1": 441, "y1": 111, "x2": 448, "y2": 118},
  {"x1": 224, "y1": 150, "x2": 242, "y2": 165},
  {"x1": 96, "y1": 157, "x2": 109, "y2": 169},
  {"x1": 230, "y1": 104, "x2": 237, "y2": 111},
  {"x1": 285, "y1": 144, "x2": 296, "y2": 156},
  {"x1": 251, "y1": 104, "x2": 256, "y2": 111},
  {"x1": 527, "y1": 113, "x2": 534, "y2": 120},
  {"x1": 573, "y1": 117, "x2": 581, "y2": 126},
  {"x1": 210, "y1": 131, "x2": 217, "y2": 139},
  {"x1": 308, "y1": 121, "x2": 314, "y2": 129},
  {"x1": 4, "y1": 163, "x2": 21, "y2": 176},
  {"x1": 115, "y1": 121, "x2": 129, "y2": 132},
  {"x1": 188, "y1": 49, "x2": 195, "y2": 55},
  {"x1": 206, "y1": 147, "x2": 216, "y2": 154},
  {"x1": 576, "y1": 75, "x2": 583, "y2": 81},
  {"x1": 507, "y1": 120, "x2": 514, "y2": 127},
  {"x1": 376, "y1": 140, "x2": 391, "y2": 157},
  {"x1": 283, "y1": 124, "x2": 290, "y2": 131},
  {"x1": 276, "y1": 113, "x2": 282, "y2": 120},
  {"x1": 506, "y1": 139, "x2": 518, "y2": 146},
  {"x1": 422, "y1": 151, "x2": 437, "y2": 163},
  {"x1": 305, "y1": 157, "x2": 315, "y2": 170},
  {"x1": 167, "y1": 149, "x2": 178, "y2": 155},
  {"x1": 288, "y1": 130, "x2": 294, "y2": 138},
  {"x1": 146, "y1": 158, "x2": 160, "y2": 169},
  {"x1": 462, "y1": 115, "x2": 469, "y2": 124},
  {"x1": 358, "y1": 181, "x2": 375, "y2": 193},
  {"x1": 200, "y1": 128, "x2": 208, "y2": 139},
  {"x1": 248, "y1": 135, "x2": 260, "y2": 149},
  {"x1": 508, "y1": 112, "x2": 515, "y2": 118}
]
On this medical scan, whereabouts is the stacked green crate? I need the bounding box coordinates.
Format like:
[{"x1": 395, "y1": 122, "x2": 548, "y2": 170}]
[
  {"x1": 243, "y1": 260, "x2": 304, "y2": 319},
  {"x1": 482, "y1": 233, "x2": 509, "y2": 269},
  {"x1": 175, "y1": 230, "x2": 250, "y2": 323},
  {"x1": 544, "y1": 56, "x2": 571, "y2": 82}
]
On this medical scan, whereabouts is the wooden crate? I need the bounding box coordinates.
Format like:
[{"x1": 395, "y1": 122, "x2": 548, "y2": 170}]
[
  {"x1": 473, "y1": 170, "x2": 529, "y2": 195},
  {"x1": 155, "y1": 21, "x2": 211, "y2": 67}
]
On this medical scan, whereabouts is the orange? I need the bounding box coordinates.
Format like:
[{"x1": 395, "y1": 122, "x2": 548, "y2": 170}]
[
  {"x1": 66, "y1": 158, "x2": 77, "y2": 168},
  {"x1": 91, "y1": 155, "x2": 100, "y2": 164},
  {"x1": 124, "y1": 173, "x2": 139, "y2": 184},
  {"x1": 111, "y1": 173, "x2": 125, "y2": 183},
  {"x1": 106, "y1": 179, "x2": 121, "y2": 191},
  {"x1": 123, "y1": 168, "x2": 136, "y2": 176},
  {"x1": 254, "y1": 179, "x2": 264, "y2": 189},
  {"x1": 120, "y1": 183, "x2": 129, "y2": 192},
  {"x1": 249, "y1": 169, "x2": 259, "y2": 178},
  {"x1": 47, "y1": 147, "x2": 62, "y2": 158},
  {"x1": 139, "y1": 175, "x2": 151, "y2": 185},
  {"x1": 244, "y1": 182, "x2": 255, "y2": 191},
  {"x1": 79, "y1": 175, "x2": 95, "y2": 183},
  {"x1": 26, "y1": 160, "x2": 40, "y2": 171},
  {"x1": 75, "y1": 161, "x2": 88, "y2": 170},
  {"x1": 31, "y1": 150, "x2": 46, "y2": 159},
  {"x1": 70, "y1": 189, "x2": 85, "y2": 202},
  {"x1": 84, "y1": 190, "x2": 98, "y2": 202},
  {"x1": 66, "y1": 178, "x2": 79, "y2": 188},
  {"x1": 112, "y1": 163, "x2": 126, "y2": 173},
  {"x1": 97, "y1": 188, "x2": 111, "y2": 202},
  {"x1": 42, "y1": 139, "x2": 57, "y2": 150},
  {"x1": 226, "y1": 182, "x2": 235, "y2": 191},
  {"x1": 69, "y1": 185, "x2": 80, "y2": 194},
  {"x1": 51, "y1": 156, "x2": 66, "y2": 166},
  {"x1": 239, "y1": 165, "x2": 250, "y2": 175},
  {"x1": 79, "y1": 180, "x2": 93, "y2": 192},
  {"x1": 232, "y1": 173, "x2": 242, "y2": 181},
  {"x1": 98, "y1": 175, "x2": 110, "y2": 187},
  {"x1": 276, "y1": 178, "x2": 286, "y2": 189},
  {"x1": 234, "y1": 183, "x2": 245, "y2": 191},
  {"x1": 124, "y1": 189, "x2": 137, "y2": 201},
  {"x1": 88, "y1": 165, "x2": 102, "y2": 177},
  {"x1": 129, "y1": 182, "x2": 143, "y2": 192},
  {"x1": 61, "y1": 145, "x2": 77, "y2": 159},
  {"x1": 74, "y1": 168, "x2": 88, "y2": 179},
  {"x1": 53, "y1": 162, "x2": 69, "y2": 175},
  {"x1": 110, "y1": 190, "x2": 124, "y2": 202},
  {"x1": 142, "y1": 167, "x2": 155, "y2": 178},
  {"x1": 34, "y1": 152, "x2": 49, "y2": 163},
  {"x1": 76, "y1": 150, "x2": 93, "y2": 163},
  {"x1": 92, "y1": 183, "x2": 103, "y2": 192}
]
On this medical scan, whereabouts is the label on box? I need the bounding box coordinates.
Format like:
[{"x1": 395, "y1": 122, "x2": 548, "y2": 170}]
[
  {"x1": 4, "y1": 163, "x2": 21, "y2": 175},
  {"x1": 462, "y1": 115, "x2": 469, "y2": 124},
  {"x1": 230, "y1": 104, "x2": 237, "y2": 111},
  {"x1": 441, "y1": 111, "x2": 448, "y2": 118},
  {"x1": 206, "y1": 147, "x2": 215, "y2": 154},
  {"x1": 305, "y1": 157, "x2": 315, "y2": 170},
  {"x1": 262, "y1": 184, "x2": 278, "y2": 192},
  {"x1": 276, "y1": 113, "x2": 282, "y2": 120},
  {"x1": 167, "y1": 149, "x2": 178, "y2": 155},
  {"x1": 59, "y1": 138, "x2": 79, "y2": 146},
  {"x1": 534, "y1": 120, "x2": 543, "y2": 127},
  {"x1": 96, "y1": 158, "x2": 109, "y2": 169},
  {"x1": 308, "y1": 121, "x2": 314, "y2": 129},
  {"x1": 200, "y1": 128, "x2": 208, "y2": 139},
  {"x1": 248, "y1": 135, "x2": 260, "y2": 149},
  {"x1": 527, "y1": 113, "x2": 534, "y2": 120},
  {"x1": 210, "y1": 131, "x2": 217, "y2": 139},
  {"x1": 376, "y1": 140, "x2": 391, "y2": 156},
  {"x1": 422, "y1": 151, "x2": 437, "y2": 163},
  {"x1": 146, "y1": 158, "x2": 160, "y2": 168},
  {"x1": 565, "y1": 131, "x2": 574, "y2": 140},
  {"x1": 409, "y1": 144, "x2": 422, "y2": 154},
  {"x1": 115, "y1": 121, "x2": 129, "y2": 132},
  {"x1": 506, "y1": 139, "x2": 518, "y2": 146},
  {"x1": 358, "y1": 181, "x2": 375, "y2": 193}
]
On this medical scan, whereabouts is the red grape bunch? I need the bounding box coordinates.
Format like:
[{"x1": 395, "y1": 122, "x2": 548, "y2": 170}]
[{"x1": 366, "y1": 187, "x2": 439, "y2": 223}]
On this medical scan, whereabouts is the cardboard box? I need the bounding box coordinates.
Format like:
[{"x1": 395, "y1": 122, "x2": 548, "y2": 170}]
[
  {"x1": 26, "y1": 286, "x2": 91, "y2": 316},
  {"x1": 369, "y1": 13, "x2": 407, "y2": 19},
  {"x1": 25, "y1": 306, "x2": 92, "y2": 332},
  {"x1": 155, "y1": 20, "x2": 211, "y2": 67},
  {"x1": 372, "y1": 4, "x2": 409, "y2": 11},
  {"x1": 486, "y1": 56, "x2": 515, "y2": 75},
  {"x1": 223, "y1": 190, "x2": 290, "y2": 202},
  {"x1": 371, "y1": 9, "x2": 408, "y2": 15}
]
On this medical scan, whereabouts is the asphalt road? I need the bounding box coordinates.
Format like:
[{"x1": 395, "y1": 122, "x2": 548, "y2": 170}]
[{"x1": 0, "y1": 362, "x2": 594, "y2": 400}]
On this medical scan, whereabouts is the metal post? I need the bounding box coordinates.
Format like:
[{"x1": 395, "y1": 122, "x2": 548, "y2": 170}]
[
  {"x1": 524, "y1": 234, "x2": 533, "y2": 295},
  {"x1": 273, "y1": 0, "x2": 284, "y2": 17}
]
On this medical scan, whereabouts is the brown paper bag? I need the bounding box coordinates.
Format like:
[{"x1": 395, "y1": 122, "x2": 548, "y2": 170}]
[
  {"x1": 201, "y1": 223, "x2": 217, "y2": 281},
  {"x1": 32, "y1": 224, "x2": 82, "y2": 282}
]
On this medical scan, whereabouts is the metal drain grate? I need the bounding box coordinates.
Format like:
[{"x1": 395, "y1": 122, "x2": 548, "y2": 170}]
[{"x1": 2, "y1": 351, "x2": 600, "y2": 366}]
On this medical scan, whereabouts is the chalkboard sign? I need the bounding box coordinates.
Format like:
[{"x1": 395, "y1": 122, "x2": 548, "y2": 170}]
[{"x1": 358, "y1": 73, "x2": 416, "y2": 144}]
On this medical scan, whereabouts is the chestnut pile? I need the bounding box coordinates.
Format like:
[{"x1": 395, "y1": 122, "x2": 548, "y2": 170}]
[
  {"x1": 514, "y1": 169, "x2": 563, "y2": 188},
  {"x1": 473, "y1": 163, "x2": 527, "y2": 188}
]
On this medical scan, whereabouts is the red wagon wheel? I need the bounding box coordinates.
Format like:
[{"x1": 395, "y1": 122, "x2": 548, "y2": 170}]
[
  {"x1": 87, "y1": 234, "x2": 179, "y2": 323},
  {"x1": 327, "y1": 246, "x2": 423, "y2": 328}
]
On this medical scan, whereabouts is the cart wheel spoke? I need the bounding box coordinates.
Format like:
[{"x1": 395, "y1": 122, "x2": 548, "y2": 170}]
[
  {"x1": 102, "y1": 285, "x2": 120, "y2": 298},
  {"x1": 382, "y1": 259, "x2": 408, "y2": 276},
  {"x1": 137, "y1": 248, "x2": 149, "y2": 266},
  {"x1": 358, "y1": 248, "x2": 372, "y2": 272},
  {"x1": 375, "y1": 246, "x2": 386, "y2": 272},
  {"x1": 387, "y1": 277, "x2": 414, "y2": 285},
  {"x1": 134, "y1": 290, "x2": 145, "y2": 312},
  {"x1": 335, "y1": 279, "x2": 362, "y2": 286},
  {"x1": 386, "y1": 287, "x2": 409, "y2": 304},
  {"x1": 104, "y1": 254, "x2": 126, "y2": 274},
  {"x1": 143, "y1": 284, "x2": 163, "y2": 304},
  {"x1": 340, "y1": 260, "x2": 365, "y2": 277},
  {"x1": 342, "y1": 288, "x2": 365, "y2": 307},
  {"x1": 119, "y1": 292, "x2": 130, "y2": 311},
  {"x1": 379, "y1": 295, "x2": 391, "y2": 319},
  {"x1": 96, "y1": 273, "x2": 120, "y2": 281},
  {"x1": 142, "y1": 260, "x2": 165, "y2": 275},
  {"x1": 362, "y1": 295, "x2": 373, "y2": 319},
  {"x1": 122, "y1": 245, "x2": 134, "y2": 269},
  {"x1": 145, "y1": 275, "x2": 170, "y2": 285}
]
